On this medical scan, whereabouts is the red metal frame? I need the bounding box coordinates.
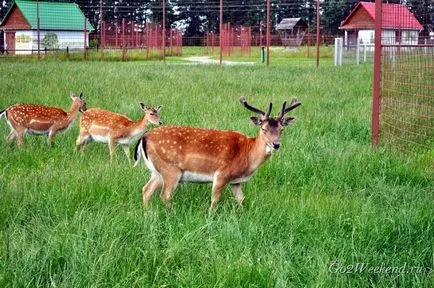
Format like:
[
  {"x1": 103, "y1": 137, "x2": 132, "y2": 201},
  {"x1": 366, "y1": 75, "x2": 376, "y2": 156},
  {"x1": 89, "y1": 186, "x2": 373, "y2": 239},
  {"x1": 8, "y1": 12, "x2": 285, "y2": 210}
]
[
  {"x1": 36, "y1": 0, "x2": 40, "y2": 59},
  {"x1": 266, "y1": 0, "x2": 270, "y2": 65},
  {"x1": 219, "y1": 0, "x2": 223, "y2": 64},
  {"x1": 316, "y1": 0, "x2": 320, "y2": 67},
  {"x1": 162, "y1": 0, "x2": 166, "y2": 62},
  {"x1": 372, "y1": 0, "x2": 382, "y2": 147},
  {"x1": 122, "y1": 18, "x2": 125, "y2": 61},
  {"x1": 84, "y1": 16, "x2": 87, "y2": 60}
]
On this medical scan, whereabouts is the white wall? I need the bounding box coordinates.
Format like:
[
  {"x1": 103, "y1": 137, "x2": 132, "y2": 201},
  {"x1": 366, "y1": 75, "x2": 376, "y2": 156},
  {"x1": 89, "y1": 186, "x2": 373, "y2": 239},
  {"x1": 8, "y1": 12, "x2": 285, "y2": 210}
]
[
  {"x1": 358, "y1": 29, "x2": 419, "y2": 46},
  {"x1": 14, "y1": 30, "x2": 90, "y2": 54}
]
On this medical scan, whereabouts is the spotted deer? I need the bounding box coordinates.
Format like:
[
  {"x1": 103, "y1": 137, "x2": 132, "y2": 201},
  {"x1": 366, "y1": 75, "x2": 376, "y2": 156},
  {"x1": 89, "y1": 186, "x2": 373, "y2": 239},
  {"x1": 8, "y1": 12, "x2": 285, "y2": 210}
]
[
  {"x1": 0, "y1": 92, "x2": 86, "y2": 146},
  {"x1": 76, "y1": 103, "x2": 162, "y2": 160},
  {"x1": 134, "y1": 97, "x2": 301, "y2": 210}
]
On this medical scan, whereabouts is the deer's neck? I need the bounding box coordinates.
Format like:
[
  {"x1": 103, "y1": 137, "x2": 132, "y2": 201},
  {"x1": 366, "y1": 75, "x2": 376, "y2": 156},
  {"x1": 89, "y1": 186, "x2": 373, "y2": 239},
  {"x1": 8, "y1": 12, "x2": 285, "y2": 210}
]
[
  {"x1": 129, "y1": 115, "x2": 149, "y2": 134},
  {"x1": 66, "y1": 102, "x2": 81, "y2": 124},
  {"x1": 248, "y1": 134, "x2": 271, "y2": 172}
]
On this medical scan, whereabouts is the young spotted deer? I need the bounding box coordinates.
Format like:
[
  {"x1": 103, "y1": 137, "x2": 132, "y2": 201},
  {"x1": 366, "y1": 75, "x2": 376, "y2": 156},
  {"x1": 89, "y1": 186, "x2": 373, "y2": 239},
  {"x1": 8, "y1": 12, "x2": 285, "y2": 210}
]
[
  {"x1": 76, "y1": 103, "x2": 162, "y2": 160},
  {"x1": 134, "y1": 97, "x2": 301, "y2": 210},
  {"x1": 0, "y1": 92, "x2": 86, "y2": 146}
]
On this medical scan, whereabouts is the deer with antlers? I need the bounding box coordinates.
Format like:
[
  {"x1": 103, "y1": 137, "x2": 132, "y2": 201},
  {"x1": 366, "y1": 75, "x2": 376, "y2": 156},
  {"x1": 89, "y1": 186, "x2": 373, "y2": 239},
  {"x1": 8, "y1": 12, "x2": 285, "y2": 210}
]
[
  {"x1": 0, "y1": 92, "x2": 86, "y2": 146},
  {"x1": 76, "y1": 103, "x2": 162, "y2": 160},
  {"x1": 134, "y1": 97, "x2": 301, "y2": 210}
]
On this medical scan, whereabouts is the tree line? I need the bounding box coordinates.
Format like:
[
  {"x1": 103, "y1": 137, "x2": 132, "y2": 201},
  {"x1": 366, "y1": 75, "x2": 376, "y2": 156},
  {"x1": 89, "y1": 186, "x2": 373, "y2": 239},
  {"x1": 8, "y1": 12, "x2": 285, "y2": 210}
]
[{"x1": 1, "y1": 0, "x2": 433, "y2": 38}]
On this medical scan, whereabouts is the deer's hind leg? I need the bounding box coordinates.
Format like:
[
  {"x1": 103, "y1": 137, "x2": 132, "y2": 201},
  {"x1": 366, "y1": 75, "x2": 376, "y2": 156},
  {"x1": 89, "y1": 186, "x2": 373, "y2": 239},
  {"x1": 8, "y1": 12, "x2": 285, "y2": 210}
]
[
  {"x1": 160, "y1": 167, "x2": 182, "y2": 209},
  {"x1": 76, "y1": 130, "x2": 91, "y2": 151},
  {"x1": 142, "y1": 173, "x2": 163, "y2": 206},
  {"x1": 122, "y1": 144, "x2": 131, "y2": 162},
  {"x1": 6, "y1": 130, "x2": 16, "y2": 144}
]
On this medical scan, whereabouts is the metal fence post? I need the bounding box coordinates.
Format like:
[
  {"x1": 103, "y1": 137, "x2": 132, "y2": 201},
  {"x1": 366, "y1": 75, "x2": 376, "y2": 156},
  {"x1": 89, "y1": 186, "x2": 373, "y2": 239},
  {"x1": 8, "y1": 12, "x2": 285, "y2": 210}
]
[
  {"x1": 363, "y1": 42, "x2": 367, "y2": 63},
  {"x1": 162, "y1": 0, "x2": 166, "y2": 62},
  {"x1": 316, "y1": 0, "x2": 320, "y2": 68},
  {"x1": 356, "y1": 38, "x2": 360, "y2": 65},
  {"x1": 37, "y1": 0, "x2": 40, "y2": 59},
  {"x1": 372, "y1": 0, "x2": 382, "y2": 148},
  {"x1": 266, "y1": 0, "x2": 270, "y2": 65},
  {"x1": 122, "y1": 18, "x2": 125, "y2": 61},
  {"x1": 219, "y1": 0, "x2": 223, "y2": 65},
  {"x1": 84, "y1": 17, "x2": 87, "y2": 60}
]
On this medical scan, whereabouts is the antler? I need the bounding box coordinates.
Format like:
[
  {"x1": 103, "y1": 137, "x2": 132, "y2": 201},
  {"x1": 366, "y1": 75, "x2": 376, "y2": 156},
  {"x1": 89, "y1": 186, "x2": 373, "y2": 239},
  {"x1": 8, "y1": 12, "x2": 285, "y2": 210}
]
[
  {"x1": 239, "y1": 97, "x2": 266, "y2": 116},
  {"x1": 282, "y1": 98, "x2": 301, "y2": 115}
]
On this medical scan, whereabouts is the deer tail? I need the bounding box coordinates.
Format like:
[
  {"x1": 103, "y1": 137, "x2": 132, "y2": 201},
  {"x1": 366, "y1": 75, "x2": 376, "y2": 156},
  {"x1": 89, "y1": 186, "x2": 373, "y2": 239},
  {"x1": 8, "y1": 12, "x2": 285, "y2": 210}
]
[
  {"x1": 0, "y1": 109, "x2": 6, "y2": 120},
  {"x1": 133, "y1": 136, "x2": 148, "y2": 167}
]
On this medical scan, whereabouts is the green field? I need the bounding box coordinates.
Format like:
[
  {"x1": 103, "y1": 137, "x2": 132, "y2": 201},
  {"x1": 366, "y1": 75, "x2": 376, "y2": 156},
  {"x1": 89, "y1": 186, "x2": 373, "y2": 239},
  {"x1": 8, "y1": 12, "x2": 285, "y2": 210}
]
[{"x1": 0, "y1": 61, "x2": 432, "y2": 287}]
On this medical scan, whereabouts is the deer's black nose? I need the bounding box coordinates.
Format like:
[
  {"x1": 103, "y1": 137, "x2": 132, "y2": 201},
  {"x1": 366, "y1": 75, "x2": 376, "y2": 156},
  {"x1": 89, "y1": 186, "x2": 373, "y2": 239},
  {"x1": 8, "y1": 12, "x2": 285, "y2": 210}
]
[{"x1": 273, "y1": 143, "x2": 280, "y2": 150}]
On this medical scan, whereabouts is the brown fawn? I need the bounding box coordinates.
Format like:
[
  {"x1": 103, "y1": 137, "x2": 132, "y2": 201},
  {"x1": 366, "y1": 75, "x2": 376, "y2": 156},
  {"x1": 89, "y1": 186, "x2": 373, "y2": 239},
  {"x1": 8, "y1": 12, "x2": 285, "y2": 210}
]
[
  {"x1": 134, "y1": 97, "x2": 301, "y2": 210},
  {"x1": 0, "y1": 92, "x2": 86, "y2": 146},
  {"x1": 76, "y1": 103, "x2": 162, "y2": 160}
]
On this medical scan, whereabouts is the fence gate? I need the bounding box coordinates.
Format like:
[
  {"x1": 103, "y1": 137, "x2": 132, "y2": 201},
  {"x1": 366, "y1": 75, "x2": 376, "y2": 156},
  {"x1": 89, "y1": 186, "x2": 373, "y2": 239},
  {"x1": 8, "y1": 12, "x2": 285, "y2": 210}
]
[{"x1": 372, "y1": 0, "x2": 434, "y2": 151}]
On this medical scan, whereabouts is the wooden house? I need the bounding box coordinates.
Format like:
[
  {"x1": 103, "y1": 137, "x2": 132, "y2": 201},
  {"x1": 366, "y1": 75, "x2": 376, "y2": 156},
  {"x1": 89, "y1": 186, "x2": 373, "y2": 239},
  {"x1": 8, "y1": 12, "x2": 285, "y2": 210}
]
[
  {"x1": 0, "y1": 0, "x2": 94, "y2": 54},
  {"x1": 339, "y1": 2, "x2": 423, "y2": 47}
]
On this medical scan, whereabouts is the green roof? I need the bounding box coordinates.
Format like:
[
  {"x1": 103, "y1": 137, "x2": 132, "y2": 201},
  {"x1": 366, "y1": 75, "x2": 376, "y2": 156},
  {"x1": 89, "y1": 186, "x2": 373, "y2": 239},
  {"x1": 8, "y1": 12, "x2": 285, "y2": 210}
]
[{"x1": 2, "y1": 0, "x2": 94, "y2": 31}]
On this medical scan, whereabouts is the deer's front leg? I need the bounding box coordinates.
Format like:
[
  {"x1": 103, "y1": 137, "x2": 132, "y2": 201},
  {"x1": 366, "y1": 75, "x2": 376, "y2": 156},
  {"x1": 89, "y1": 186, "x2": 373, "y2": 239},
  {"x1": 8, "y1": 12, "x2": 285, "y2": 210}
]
[
  {"x1": 210, "y1": 173, "x2": 229, "y2": 212},
  {"x1": 230, "y1": 183, "x2": 245, "y2": 209},
  {"x1": 108, "y1": 137, "x2": 116, "y2": 160},
  {"x1": 47, "y1": 128, "x2": 58, "y2": 146}
]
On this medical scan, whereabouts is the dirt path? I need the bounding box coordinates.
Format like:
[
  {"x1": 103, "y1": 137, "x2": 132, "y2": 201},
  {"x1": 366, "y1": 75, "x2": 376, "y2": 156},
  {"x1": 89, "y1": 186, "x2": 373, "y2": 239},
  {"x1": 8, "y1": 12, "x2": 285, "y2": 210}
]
[{"x1": 184, "y1": 56, "x2": 255, "y2": 66}]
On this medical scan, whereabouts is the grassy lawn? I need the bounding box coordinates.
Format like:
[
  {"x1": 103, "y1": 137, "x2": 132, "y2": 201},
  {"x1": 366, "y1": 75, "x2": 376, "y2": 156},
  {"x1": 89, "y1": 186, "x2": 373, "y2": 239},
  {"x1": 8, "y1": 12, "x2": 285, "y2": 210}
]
[
  {"x1": 0, "y1": 60, "x2": 432, "y2": 287},
  {"x1": 0, "y1": 45, "x2": 334, "y2": 65}
]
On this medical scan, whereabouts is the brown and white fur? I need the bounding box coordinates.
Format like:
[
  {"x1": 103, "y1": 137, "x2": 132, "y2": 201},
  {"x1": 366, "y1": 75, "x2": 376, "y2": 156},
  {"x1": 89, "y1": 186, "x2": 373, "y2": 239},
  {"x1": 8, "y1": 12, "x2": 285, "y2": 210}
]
[
  {"x1": 134, "y1": 97, "x2": 301, "y2": 211},
  {"x1": 76, "y1": 103, "x2": 162, "y2": 160},
  {"x1": 0, "y1": 92, "x2": 86, "y2": 146}
]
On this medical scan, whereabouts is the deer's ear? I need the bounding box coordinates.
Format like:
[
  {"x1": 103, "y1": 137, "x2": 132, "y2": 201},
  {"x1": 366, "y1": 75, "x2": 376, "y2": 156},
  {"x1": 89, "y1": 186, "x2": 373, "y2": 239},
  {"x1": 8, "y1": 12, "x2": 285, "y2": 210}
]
[
  {"x1": 70, "y1": 92, "x2": 76, "y2": 99},
  {"x1": 140, "y1": 103, "x2": 148, "y2": 111},
  {"x1": 156, "y1": 105, "x2": 162, "y2": 112},
  {"x1": 79, "y1": 92, "x2": 84, "y2": 99},
  {"x1": 281, "y1": 117, "x2": 295, "y2": 127},
  {"x1": 250, "y1": 116, "x2": 263, "y2": 126}
]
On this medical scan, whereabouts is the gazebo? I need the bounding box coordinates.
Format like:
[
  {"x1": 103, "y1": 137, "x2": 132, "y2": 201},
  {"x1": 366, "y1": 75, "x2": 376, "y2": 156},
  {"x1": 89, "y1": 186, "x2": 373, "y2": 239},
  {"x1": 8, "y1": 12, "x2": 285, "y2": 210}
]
[{"x1": 276, "y1": 18, "x2": 308, "y2": 47}]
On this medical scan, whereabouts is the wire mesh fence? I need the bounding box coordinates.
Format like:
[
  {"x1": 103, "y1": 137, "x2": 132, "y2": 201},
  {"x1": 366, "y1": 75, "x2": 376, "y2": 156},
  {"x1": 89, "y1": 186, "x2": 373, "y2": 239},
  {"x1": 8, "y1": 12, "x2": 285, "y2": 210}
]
[
  {"x1": 371, "y1": 1, "x2": 434, "y2": 152},
  {"x1": 0, "y1": 0, "x2": 382, "y2": 65}
]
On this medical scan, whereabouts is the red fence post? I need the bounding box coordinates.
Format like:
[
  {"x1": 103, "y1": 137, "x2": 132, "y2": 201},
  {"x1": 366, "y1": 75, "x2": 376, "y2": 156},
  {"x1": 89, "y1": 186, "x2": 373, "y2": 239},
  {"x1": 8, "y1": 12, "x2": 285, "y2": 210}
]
[
  {"x1": 36, "y1": 0, "x2": 40, "y2": 59},
  {"x1": 122, "y1": 18, "x2": 125, "y2": 61},
  {"x1": 266, "y1": 0, "x2": 270, "y2": 65},
  {"x1": 145, "y1": 22, "x2": 149, "y2": 59},
  {"x1": 170, "y1": 29, "x2": 173, "y2": 56},
  {"x1": 219, "y1": 0, "x2": 223, "y2": 65},
  {"x1": 99, "y1": 0, "x2": 103, "y2": 59},
  {"x1": 84, "y1": 16, "x2": 87, "y2": 60},
  {"x1": 162, "y1": 0, "x2": 166, "y2": 62},
  {"x1": 316, "y1": 0, "x2": 320, "y2": 68},
  {"x1": 372, "y1": 0, "x2": 382, "y2": 147},
  {"x1": 115, "y1": 21, "x2": 118, "y2": 48}
]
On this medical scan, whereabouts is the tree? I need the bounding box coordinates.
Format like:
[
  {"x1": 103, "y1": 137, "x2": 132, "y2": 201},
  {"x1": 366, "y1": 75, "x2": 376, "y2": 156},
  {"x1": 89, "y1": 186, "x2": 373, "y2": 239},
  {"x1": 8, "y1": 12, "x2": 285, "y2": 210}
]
[
  {"x1": 406, "y1": 0, "x2": 434, "y2": 35},
  {"x1": 41, "y1": 32, "x2": 59, "y2": 49}
]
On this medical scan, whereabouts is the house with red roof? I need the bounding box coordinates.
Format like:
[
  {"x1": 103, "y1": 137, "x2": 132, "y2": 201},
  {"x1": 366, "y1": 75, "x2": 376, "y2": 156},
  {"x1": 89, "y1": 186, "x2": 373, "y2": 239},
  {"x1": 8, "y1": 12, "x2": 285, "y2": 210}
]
[
  {"x1": 339, "y1": 2, "x2": 423, "y2": 47},
  {"x1": 0, "y1": 0, "x2": 93, "y2": 54}
]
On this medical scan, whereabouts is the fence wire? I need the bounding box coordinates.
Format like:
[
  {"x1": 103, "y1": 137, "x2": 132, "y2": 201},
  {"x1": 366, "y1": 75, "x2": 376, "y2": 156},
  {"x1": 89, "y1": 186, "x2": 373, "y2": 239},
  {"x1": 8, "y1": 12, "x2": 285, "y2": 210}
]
[{"x1": 377, "y1": 3, "x2": 433, "y2": 151}]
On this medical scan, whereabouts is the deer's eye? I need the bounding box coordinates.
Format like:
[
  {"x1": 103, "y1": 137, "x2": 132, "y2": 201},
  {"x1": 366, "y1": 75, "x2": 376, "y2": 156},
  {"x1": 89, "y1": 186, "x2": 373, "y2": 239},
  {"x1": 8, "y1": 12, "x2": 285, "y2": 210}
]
[
  {"x1": 150, "y1": 113, "x2": 155, "y2": 116},
  {"x1": 261, "y1": 128, "x2": 268, "y2": 132}
]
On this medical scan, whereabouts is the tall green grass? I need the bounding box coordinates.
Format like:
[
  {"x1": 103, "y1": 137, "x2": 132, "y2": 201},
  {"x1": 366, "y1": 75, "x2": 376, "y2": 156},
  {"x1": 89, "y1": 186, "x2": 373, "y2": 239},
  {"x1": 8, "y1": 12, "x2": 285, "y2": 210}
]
[{"x1": 0, "y1": 61, "x2": 432, "y2": 287}]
